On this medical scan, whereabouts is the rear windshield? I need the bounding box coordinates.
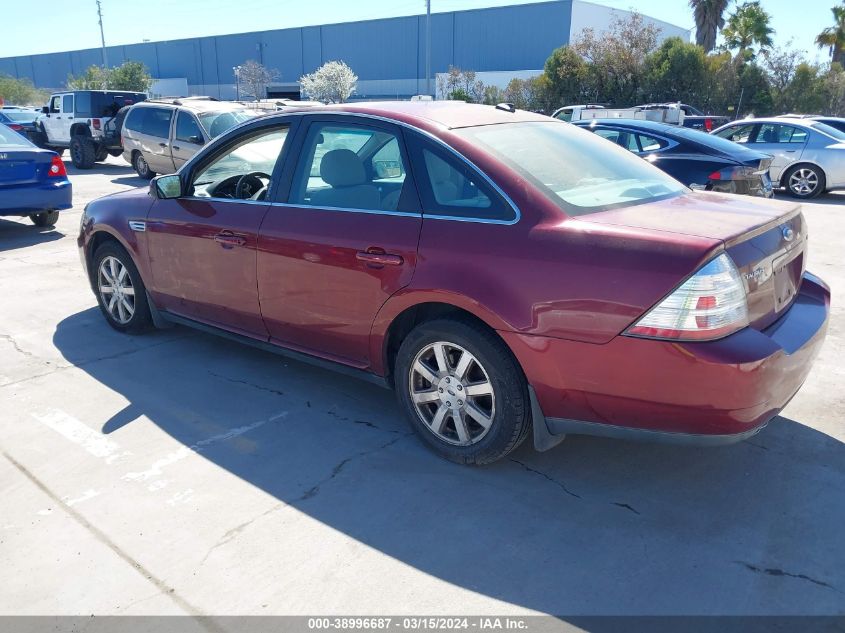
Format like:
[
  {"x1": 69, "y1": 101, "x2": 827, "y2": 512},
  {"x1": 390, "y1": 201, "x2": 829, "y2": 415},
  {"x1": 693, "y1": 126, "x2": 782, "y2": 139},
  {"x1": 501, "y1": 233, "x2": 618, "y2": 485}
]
[
  {"x1": 810, "y1": 121, "x2": 845, "y2": 141},
  {"x1": 0, "y1": 125, "x2": 33, "y2": 146},
  {"x1": 454, "y1": 121, "x2": 686, "y2": 216},
  {"x1": 4, "y1": 111, "x2": 38, "y2": 122},
  {"x1": 671, "y1": 125, "x2": 761, "y2": 155}
]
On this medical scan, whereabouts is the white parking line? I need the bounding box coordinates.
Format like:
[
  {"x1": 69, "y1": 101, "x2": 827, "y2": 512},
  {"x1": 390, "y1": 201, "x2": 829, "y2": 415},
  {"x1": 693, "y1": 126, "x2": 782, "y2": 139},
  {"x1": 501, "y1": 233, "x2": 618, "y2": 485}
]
[{"x1": 31, "y1": 408, "x2": 123, "y2": 459}]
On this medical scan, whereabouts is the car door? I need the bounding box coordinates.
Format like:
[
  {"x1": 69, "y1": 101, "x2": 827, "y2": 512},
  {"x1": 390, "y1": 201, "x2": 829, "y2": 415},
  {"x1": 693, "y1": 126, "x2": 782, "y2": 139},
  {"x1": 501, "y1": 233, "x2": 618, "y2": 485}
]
[
  {"x1": 144, "y1": 122, "x2": 292, "y2": 338},
  {"x1": 57, "y1": 94, "x2": 74, "y2": 144},
  {"x1": 171, "y1": 110, "x2": 205, "y2": 169},
  {"x1": 748, "y1": 123, "x2": 808, "y2": 183},
  {"x1": 257, "y1": 117, "x2": 422, "y2": 366},
  {"x1": 137, "y1": 106, "x2": 176, "y2": 174},
  {"x1": 41, "y1": 95, "x2": 63, "y2": 144}
]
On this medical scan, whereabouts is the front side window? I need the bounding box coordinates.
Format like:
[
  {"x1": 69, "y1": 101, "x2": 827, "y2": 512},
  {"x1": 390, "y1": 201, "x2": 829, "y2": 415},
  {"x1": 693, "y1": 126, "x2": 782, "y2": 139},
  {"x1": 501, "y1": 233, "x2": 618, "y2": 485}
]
[
  {"x1": 50, "y1": 96, "x2": 61, "y2": 113},
  {"x1": 289, "y1": 123, "x2": 409, "y2": 212},
  {"x1": 714, "y1": 124, "x2": 755, "y2": 143},
  {"x1": 175, "y1": 111, "x2": 204, "y2": 144},
  {"x1": 62, "y1": 95, "x2": 74, "y2": 115},
  {"x1": 455, "y1": 121, "x2": 685, "y2": 216},
  {"x1": 191, "y1": 126, "x2": 288, "y2": 200}
]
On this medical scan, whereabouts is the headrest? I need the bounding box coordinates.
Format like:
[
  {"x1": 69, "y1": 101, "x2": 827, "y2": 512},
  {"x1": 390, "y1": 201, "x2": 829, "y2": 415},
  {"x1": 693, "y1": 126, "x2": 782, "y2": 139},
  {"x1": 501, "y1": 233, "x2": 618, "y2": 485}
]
[{"x1": 320, "y1": 149, "x2": 366, "y2": 187}]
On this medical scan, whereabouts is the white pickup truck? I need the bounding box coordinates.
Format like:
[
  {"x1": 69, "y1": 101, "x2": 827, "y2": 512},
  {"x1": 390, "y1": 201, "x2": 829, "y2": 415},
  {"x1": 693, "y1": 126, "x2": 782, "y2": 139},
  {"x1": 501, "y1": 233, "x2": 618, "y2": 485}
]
[{"x1": 33, "y1": 90, "x2": 147, "y2": 169}]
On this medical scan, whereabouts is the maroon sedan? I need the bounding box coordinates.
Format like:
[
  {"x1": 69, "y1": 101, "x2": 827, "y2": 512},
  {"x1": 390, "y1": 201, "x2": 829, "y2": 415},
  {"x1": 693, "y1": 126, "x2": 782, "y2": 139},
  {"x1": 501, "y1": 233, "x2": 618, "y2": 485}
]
[{"x1": 78, "y1": 102, "x2": 830, "y2": 464}]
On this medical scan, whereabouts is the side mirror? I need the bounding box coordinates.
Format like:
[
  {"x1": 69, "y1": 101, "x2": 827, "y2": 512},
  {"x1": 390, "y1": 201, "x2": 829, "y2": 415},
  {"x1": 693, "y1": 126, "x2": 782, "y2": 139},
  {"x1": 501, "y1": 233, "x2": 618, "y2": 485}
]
[
  {"x1": 41, "y1": 106, "x2": 49, "y2": 114},
  {"x1": 151, "y1": 174, "x2": 182, "y2": 199},
  {"x1": 188, "y1": 135, "x2": 204, "y2": 145}
]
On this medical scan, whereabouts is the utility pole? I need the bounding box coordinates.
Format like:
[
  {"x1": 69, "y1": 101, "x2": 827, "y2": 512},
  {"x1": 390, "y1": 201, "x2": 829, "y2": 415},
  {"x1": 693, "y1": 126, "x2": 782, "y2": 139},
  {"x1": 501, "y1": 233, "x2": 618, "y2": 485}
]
[
  {"x1": 96, "y1": 0, "x2": 109, "y2": 87},
  {"x1": 425, "y1": 0, "x2": 431, "y2": 96},
  {"x1": 233, "y1": 66, "x2": 242, "y2": 101}
]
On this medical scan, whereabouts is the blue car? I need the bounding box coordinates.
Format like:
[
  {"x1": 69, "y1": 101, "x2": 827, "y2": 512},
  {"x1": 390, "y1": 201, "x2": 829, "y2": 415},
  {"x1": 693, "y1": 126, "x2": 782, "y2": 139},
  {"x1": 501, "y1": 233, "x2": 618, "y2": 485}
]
[
  {"x1": 0, "y1": 124, "x2": 72, "y2": 227},
  {"x1": 573, "y1": 119, "x2": 774, "y2": 197},
  {"x1": 0, "y1": 108, "x2": 40, "y2": 139}
]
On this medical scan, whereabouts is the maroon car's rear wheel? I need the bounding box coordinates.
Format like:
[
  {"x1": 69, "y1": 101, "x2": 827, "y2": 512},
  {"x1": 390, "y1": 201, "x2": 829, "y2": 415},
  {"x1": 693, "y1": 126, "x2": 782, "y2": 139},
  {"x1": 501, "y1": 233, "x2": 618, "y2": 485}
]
[
  {"x1": 395, "y1": 318, "x2": 531, "y2": 465},
  {"x1": 93, "y1": 242, "x2": 153, "y2": 334}
]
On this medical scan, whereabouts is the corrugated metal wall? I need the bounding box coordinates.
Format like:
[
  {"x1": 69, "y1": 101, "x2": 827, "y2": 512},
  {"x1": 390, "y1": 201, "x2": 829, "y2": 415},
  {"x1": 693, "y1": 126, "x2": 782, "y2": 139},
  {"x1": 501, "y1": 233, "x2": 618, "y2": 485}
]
[{"x1": 0, "y1": 1, "x2": 578, "y2": 98}]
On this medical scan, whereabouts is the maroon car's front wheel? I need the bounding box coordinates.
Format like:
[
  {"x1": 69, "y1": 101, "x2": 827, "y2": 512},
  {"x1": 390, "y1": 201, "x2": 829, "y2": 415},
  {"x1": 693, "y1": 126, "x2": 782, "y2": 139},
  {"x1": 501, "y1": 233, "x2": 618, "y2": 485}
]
[
  {"x1": 395, "y1": 318, "x2": 531, "y2": 465},
  {"x1": 93, "y1": 242, "x2": 153, "y2": 334}
]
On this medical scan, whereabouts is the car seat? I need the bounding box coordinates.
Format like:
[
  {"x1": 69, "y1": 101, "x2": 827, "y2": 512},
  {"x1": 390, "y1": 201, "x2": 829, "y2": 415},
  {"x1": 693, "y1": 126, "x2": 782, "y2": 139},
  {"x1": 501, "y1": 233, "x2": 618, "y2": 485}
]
[{"x1": 310, "y1": 149, "x2": 381, "y2": 209}]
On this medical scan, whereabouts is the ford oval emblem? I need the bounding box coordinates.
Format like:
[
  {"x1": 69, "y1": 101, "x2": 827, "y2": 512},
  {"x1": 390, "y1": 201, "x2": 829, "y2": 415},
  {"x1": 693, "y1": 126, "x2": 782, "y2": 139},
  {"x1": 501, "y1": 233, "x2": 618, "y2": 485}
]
[{"x1": 782, "y1": 226, "x2": 795, "y2": 242}]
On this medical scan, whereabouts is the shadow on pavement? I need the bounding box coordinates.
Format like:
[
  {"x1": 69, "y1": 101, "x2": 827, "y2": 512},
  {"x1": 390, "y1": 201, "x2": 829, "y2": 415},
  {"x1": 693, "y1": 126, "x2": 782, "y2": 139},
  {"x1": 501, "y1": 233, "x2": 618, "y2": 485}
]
[
  {"x1": 111, "y1": 175, "x2": 148, "y2": 187},
  {"x1": 0, "y1": 217, "x2": 64, "y2": 252},
  {"x1": 53, "y1": 308, "x2": 845, "y2": 615}
]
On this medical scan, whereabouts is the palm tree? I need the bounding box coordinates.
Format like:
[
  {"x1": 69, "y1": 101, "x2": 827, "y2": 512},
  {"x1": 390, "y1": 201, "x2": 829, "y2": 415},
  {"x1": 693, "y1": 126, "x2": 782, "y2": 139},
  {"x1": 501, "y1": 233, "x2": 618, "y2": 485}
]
[
  {"x1": 722, "y1": 1, "x2": 775, "y2": 62},
  {"x1": 816, "y1": 4, "x2": 845, "y2": 67},
  {"x1": 689, "y1": 0, "x2": 729, "y2": 53}
]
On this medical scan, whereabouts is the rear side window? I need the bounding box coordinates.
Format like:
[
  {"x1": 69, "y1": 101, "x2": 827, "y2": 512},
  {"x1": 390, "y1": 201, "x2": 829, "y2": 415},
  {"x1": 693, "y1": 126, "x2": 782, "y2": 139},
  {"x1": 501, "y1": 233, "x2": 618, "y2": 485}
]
[
  {"x1": 62, "y1": 95, "x2": 73, "y2": 114},
  {"x1": 124, "y1": 107, "x2": 143, "y2": 133},
  {"x1": 753, "y1": 123, "x2": 804, "y2": 144},
  {"x1": 636, "y1": 134, "x2": 667, "y2": 152},
  {"x1": 411, "y1": 140, "x2": 514, "y2": 222},
  {"x1": 133, "y1": 107, "x2": 173, "y2": 139}
]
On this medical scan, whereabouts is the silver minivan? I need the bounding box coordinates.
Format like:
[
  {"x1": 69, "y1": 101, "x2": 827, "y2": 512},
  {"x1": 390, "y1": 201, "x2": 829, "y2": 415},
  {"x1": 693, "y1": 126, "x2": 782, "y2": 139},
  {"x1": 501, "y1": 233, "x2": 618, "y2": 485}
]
[{"x1": 122, "y1": 97, "x2": 260, "y2": 178}]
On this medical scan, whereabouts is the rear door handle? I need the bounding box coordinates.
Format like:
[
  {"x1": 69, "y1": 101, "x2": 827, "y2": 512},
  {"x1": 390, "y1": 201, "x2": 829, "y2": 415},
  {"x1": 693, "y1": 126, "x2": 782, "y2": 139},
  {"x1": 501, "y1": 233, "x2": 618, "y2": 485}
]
[
  {"x1": 159, "y1": 142, "x2": 168, "y2": 148},
  {"x1": 356, "y1": 249, "x2": 404, "y2": 266},
  {"x1": 214, "y1": 231, "x2": 246, "y2": 248},
  {"x1": 172, "y1": 145, "x2": 180, "y2": 151}
]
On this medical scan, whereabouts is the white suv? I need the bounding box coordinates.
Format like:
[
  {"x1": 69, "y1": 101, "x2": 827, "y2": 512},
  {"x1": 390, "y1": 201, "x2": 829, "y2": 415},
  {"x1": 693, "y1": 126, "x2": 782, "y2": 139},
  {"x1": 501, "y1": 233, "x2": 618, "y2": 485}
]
[{"x1": 121, "y1": 97, "x2": 260, "y2": 178}]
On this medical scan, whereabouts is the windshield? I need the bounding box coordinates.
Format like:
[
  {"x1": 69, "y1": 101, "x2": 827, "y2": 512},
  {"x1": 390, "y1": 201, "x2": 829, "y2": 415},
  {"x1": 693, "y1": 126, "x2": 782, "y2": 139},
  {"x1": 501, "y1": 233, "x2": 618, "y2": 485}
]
[
  {"x1": 810, "y1": 121, "x2": 845, "y2": 141},
  {"x1": 455, "y1": 121, "x2": 686, "y2": 216},
  {"x1": 198, "y1": 110, "x2": 259, "y2": 138},
  {"x1": 0, "y1": 125, "x2": 33, "y2": 146}
]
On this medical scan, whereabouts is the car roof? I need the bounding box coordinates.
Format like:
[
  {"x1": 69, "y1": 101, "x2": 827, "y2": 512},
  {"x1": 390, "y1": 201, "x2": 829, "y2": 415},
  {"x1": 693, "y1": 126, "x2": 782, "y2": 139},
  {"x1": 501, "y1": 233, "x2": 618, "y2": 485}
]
[
  {"x1": 137, "y1": 99, "x2": 255, "y2": 114},
  {"x1": 572, "y1": 118, "x2": 681, "y2": 134},
  {"x1": 722, "y1": 117, "x2": 821, "y2": 129},
  {"x1": 290, "y1": 101, "x2": 550, "y2": 130}
]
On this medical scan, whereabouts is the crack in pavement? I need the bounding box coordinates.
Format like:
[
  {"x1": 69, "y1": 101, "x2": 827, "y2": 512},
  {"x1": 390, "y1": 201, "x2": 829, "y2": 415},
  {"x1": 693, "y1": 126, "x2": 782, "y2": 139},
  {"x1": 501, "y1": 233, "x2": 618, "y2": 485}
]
[
  {"x1": 200, "y1": 434, "x2": 410, "y2": 565},
  {"x1": 0, "y1": 332, "x2": 196, "y2": 390},
  {"x1": 0, "y1": 333, "x2": 35, "y2": 358},
  {"x1": 736, "y1": 561, "x2": 837, "y2": 591},
  {"x1": 207, "y1": 371, "x2": 286, "y2": 397},
  {"x1": 612, "y1": 502, "x2": 640, "y2": 515},
  {"x1": 509, "y1": 458, "x2": 582, "y2": 499}
]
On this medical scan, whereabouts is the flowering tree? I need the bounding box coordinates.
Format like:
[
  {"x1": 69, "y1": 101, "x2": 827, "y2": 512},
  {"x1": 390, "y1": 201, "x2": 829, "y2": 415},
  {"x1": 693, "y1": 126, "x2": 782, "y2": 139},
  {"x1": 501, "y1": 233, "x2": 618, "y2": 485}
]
[{"x1": 300, "y1": 61, "x2": 357, "y2": 103}]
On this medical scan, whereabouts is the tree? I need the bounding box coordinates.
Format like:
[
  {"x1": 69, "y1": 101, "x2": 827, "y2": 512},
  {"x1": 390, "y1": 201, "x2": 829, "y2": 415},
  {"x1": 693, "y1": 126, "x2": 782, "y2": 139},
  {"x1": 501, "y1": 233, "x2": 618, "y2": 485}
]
[
  {"x1": 67, "y1": 61, "x2": 152, "y2": 92},
  {"x1": 109, "y1": 61, "x2": 153, "y2": 92},
  {"x1": 542, "y1": 45, "x2": 590, "y2": 108},
  {"x1": 689, "y1": 0, "x2": 729, "y2": 53},
  {"x1": 237, "y1": 59, "x2": 279, "y2": 100},
  {"x1": 67, "y1": 65, "x2": 109, "y2": 90},
  {"x1": 642, "y1": 37, "x2": 708, "y2": 104},
  {"x1": 573, "y1": 12, "x2": 661, "y2": 105},
  {"x1": 436, "y1": 66, "x2": 484, "y2": 102},
  {"x1": 299, "y1": 60, "x2": 357, "y2": 103},
  {"x1": 0, "y1": 75, "x2": 48, "y2": 105},
  {"x1": 816, "y1": 4, "x2": 845, "y2": 67},
  {"x1": 722, "y1": 1, "x2": 774, "y2": 62}
]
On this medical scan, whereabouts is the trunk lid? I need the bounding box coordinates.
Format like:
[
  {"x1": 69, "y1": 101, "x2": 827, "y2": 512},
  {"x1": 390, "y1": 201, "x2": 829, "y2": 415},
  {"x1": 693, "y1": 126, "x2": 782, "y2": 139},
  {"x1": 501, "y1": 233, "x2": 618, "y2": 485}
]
[
  {"x1": 0, "y1": 149, "x2": 52, "y2": 186},
  {"x1": 584, "y1": 191, "x2": 806, "y2": 329}
]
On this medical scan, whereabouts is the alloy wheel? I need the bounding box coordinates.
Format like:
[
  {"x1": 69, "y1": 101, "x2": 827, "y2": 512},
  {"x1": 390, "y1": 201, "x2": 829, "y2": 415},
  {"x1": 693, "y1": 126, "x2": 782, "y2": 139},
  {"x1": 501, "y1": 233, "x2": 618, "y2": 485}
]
[
  {"x1": 98, "y1": 255, "x2": 136, "y2": 324},
  {"x1": 789, "y1": 168, "x2": 818, "y2": 196},
  {"x1": 409, "y1": 341, "x2": 496, "y2": 446}
]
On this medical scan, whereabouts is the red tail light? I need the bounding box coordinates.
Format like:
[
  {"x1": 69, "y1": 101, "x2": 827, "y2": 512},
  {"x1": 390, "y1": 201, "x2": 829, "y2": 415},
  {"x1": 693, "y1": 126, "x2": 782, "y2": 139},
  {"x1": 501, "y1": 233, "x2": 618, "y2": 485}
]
[
  {"x1": 8, "y1": 123, "x2": 23, "y2": 131},
  {"x1": 704, "y1": 118, "x2": 713, "y2": 132},
  {"x1": 48, "y1": 154, "x2": 67, "y2": 178},
  {"x1": 92, "y1": 118, "x2": 101, "y2": 130}
]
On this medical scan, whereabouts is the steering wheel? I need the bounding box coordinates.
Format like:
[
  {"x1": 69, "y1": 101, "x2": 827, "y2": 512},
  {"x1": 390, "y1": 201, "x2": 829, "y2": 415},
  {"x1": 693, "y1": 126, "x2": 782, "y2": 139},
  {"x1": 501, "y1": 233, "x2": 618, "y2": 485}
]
[{"x1": 235, "y1": 172, "x2": 271, "y2": 199}]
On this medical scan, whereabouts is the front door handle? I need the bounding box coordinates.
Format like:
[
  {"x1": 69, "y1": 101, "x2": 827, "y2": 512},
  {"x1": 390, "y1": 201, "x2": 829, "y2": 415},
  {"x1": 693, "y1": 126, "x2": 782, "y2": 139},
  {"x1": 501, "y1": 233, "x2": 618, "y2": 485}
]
[
  {"x1": 172, "y1": 145, "x2": 181, "y2": 151},
  {"x1": 356, "y1": 249, "x2": 404, "y2": 266},
  {"x1": 159, "y1": 142, "x2": 168, "y2": 148},
  {"x1": 214, "y1": 231, "x2": 246, "y2": 248}
]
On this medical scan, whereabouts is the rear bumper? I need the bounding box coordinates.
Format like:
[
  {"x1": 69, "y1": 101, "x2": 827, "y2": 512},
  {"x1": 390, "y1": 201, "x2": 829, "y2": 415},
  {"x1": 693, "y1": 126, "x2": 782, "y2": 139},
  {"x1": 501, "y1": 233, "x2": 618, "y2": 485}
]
[
  {"x1": 0, "y1": 180, "x2": 72, "y2": 215},
  {"x1": 503, "y1": 272, "x2": 830, "y2": 444}
]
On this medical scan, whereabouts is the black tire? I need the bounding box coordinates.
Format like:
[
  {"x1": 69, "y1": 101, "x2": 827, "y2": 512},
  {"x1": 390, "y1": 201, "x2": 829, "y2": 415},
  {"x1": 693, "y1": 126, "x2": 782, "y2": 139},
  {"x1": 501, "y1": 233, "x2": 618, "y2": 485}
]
[
  {"x1": 92, "y1": 241, "x2": 153, "y2": 334},
  {"x1": 394, "y1": 317, "x2": 531, "y2": 465},
  {"x1": 108, "y1": 148, "x2": 123, "y2": 157},
  {"x1": 29, "y1": 211, "x2": 59, "y2": 227},
  {"x1": 133, "y1": 151, "x2": 155, "y2": 179},
  {"x1": 29, "y1": 130, "x2": 48, "y2": 148},
  {"x1": 70, "y1": 134, "x2": 96, "y2": 169},
  {"x1": 782, "y1": 164, "x2": 825, "y2": 199},
  {"x1": 94, "y1": 145, "x2": 109, "y2": 162},
  {"x1": 49, "y1": 147, "x2": 65, "y2": 157}
]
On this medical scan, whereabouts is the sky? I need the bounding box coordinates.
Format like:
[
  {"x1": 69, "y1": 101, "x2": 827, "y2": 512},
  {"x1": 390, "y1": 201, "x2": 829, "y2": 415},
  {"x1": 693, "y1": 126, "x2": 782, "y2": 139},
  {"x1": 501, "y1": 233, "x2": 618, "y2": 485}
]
[{"x1": 0, "y1": 0, "x2": 836, "y2": 62}]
